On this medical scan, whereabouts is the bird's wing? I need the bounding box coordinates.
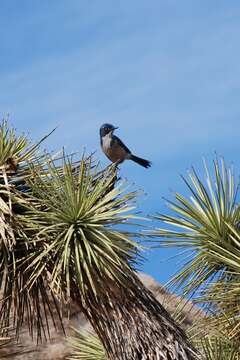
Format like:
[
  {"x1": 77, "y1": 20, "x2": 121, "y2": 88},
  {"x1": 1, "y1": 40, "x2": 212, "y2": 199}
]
[{"x1": 112, "y1": 135, "x2": 131, "y2": 154}]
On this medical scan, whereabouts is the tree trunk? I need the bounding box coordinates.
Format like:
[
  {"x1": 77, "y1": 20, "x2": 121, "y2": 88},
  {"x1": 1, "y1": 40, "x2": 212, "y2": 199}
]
[{"x1": 79, "y1": 273, "x2": 199, "y2": 360}]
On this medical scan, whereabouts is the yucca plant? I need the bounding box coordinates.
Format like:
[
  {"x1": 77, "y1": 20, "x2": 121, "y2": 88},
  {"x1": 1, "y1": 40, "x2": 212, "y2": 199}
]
[
  {"x1": 184, "y1": 313, "x2": 240, "y2": 360},
  {"x1": 193, "y1": 333, "x2": 240, "y2": 360},
  {"x1": 0, "y1": 120, "x2": 198, "y2": 359},
  {"x1": 67, "y1": 329, "x2": 106, "y2": 360},
  {"x1": 0, "y1": 121, "x2": 59, "y2": 340},
  {"x1": 153, "y1": 158, "x2": 240, "y2": 351},
  {"x1": 67, "y1": 323, "x2": 240, "y2": 360}
]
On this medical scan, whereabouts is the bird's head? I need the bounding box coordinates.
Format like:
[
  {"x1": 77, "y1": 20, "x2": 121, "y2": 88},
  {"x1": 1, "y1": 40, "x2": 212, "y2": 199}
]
[{"x1": 100, "y1": 123, "x2": 118, "y2": 137}]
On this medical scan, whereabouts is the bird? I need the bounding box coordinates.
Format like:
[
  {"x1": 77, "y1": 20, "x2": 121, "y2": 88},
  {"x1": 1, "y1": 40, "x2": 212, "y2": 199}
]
[{"x1": 100, "y1": 123, "x2": 151, "y2": 168}]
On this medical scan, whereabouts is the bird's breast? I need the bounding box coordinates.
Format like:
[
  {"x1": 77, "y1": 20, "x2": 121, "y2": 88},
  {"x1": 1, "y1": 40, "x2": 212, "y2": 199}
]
[
  {"x1": 101, "y1": 134, "x2": 112, "y2": 153},
  {"x1": 101, "y1": 135, "x2": 129, "y2": 163}
]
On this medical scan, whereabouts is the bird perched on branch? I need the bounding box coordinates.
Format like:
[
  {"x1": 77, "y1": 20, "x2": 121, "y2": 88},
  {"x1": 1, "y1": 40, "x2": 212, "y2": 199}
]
[{"x1": 100, "y1": 123, "x2": 151, "y2": 168}]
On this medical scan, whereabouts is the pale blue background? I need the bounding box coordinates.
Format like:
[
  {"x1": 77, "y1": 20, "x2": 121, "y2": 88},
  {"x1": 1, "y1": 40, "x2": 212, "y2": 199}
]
[{"x1": 1, "y1": 1, "x2": 240, "y2": 284}]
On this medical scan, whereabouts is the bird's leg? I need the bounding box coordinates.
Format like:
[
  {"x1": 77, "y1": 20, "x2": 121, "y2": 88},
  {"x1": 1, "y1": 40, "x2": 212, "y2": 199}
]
[
  {"x1": 114, "y1": 159, "x2": 124, "y2": 169},
  {"x1": 112, "y1": 161, "x2": 123, "y2": 181}
]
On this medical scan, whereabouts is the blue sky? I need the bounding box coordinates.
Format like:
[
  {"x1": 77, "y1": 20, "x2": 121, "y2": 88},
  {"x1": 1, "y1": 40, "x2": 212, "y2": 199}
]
[{"x1": 1, "y1": 1, "x2": 240, "y2": 284}]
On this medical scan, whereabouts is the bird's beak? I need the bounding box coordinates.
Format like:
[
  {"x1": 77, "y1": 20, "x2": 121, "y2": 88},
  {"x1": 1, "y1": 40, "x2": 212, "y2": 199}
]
[{"x1": 113, "y1": 126, "x2": 118, "y2": 130}]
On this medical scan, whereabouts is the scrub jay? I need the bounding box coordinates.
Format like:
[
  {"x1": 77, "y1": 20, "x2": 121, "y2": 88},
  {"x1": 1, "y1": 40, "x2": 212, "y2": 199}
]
[{"x1": 100, "y1": 123, "x2": 151, "y2": 168}]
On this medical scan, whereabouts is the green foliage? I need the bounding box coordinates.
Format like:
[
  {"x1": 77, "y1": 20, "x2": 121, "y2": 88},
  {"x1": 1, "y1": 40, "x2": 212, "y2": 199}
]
[
  {"x1": 154, "y1": 158, "x2": 240, "y2": 295},
  {"x1": 193, "y1": 333, "x2": 240, "y2": 360},
  {"x1": 153, "y1": 158, "x2": 240, "y2": 356},
  {"x1": 0, "y1": 121, "x2": 58, "y2": 340},
  {"x1": 67, "y1": 329, "x2": 106, "y2": 360},
  {"x1": 24, "y1": 157, "x2": 140, "y2": 299},
  {"x1": 0, "y1": 120, "x2": 141, "y2": 341},
  {"x1": 0, "y1": 120, "x2": 41, "y2": 166}
]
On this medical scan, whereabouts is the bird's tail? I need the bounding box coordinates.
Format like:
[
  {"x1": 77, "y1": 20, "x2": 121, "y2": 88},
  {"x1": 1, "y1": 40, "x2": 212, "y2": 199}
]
[{"x1": 130, "y1": 154, "x2": 151, "y2": 168}]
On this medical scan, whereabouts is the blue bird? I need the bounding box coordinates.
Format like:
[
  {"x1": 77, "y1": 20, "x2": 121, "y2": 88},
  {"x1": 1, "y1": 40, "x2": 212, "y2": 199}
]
[{"x1": 100, "y1": 123, "x2": 151, "y2": 168}]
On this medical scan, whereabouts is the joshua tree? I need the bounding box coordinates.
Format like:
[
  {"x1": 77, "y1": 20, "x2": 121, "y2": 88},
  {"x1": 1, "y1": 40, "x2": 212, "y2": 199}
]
[
  {"x1": 0, "y1": 121, "x2": 198, "y2": 359},
  {"x1": 154, "y1": 158, "x2": 240, "y2": 358}
]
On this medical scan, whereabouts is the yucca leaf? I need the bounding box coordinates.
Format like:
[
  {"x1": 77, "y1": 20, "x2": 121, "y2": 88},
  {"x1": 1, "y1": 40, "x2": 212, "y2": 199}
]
[
  {"x1": 153, "y1": 157, "x2": 240, "y2": 338},
  {"x1": 67, "y1": 328, "x2": 106, "y2": 360}
]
